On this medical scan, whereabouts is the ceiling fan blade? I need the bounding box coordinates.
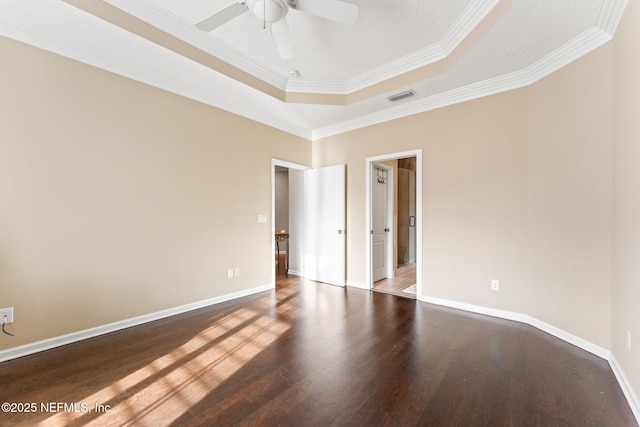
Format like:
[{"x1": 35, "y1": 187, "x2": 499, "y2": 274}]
[
  {"x1": 196, "y1": 2, "x2": 249, "y2": 32},
  {"x1": 293, "y1": 0, "x2": 358, "y2": 25},
  {"x1": 271, "y1": 19, "x2": 296, "y2": 59}
]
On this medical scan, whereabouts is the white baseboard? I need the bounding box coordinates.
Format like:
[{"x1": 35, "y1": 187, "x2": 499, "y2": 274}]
[
  {"x1": 346, "y1": 280, "x2": 370, "y2": 290},
  {"x1": 0, "y1": 283, "x2": 274, "y2": 363},
  {"x1": 287, "y1": 269, "x2": 302, "y2": 277},
  {"x1": 419, "y1": 294, "x2": 640, "y2": 425},
  {"x1": 609, "y1": 354, "x2": 640, "y2": 424},
  {"x1": 418, "y1": 295, "x2": 609, "y2": 359},
  {"x1": 2, "y1": 282, "x2": 637, "y2": 425}
]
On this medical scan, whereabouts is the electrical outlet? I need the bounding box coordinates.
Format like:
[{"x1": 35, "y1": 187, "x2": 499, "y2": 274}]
[
  {"x1": 234, "y1": 267, "x2": 240, "y2": 276},
  {"x1": 0, "y1": 307, "x2": 14, "y2": 324},
  {"x1": 491, "y1": 280, "x2": 500, "y2": 291},
  {"x1": 627, "y1": 330, "x2": 631, "y2": 351},
  {"x1": 227, "y1": 269, "x2": 234, "y2": 279}
]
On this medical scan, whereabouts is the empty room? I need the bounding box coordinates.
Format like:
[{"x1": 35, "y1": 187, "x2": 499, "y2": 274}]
[{"x1": 1, "y1": 0, "x2": 639, "y2": 425}]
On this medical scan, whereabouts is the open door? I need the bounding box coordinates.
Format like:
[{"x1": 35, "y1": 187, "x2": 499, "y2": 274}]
[
  {"x1": 372, "y1": 164, "x2": 391, "y2": 282},
  {"x1": 304, "y1": 164, "x2": 346, "y2": 286},
  {"x1": 366, "y1": 150, "x2": 422, "y2": 298}
]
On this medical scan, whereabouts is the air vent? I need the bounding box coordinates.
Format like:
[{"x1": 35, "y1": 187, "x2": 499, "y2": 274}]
[{"x1": 387, "y1": 90, "x2": 415, "y2": 102}]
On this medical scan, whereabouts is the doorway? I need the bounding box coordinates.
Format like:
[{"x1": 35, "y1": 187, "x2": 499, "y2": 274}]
[
  {"x1": 271, "y1": 159, "x2": 346, "y2": 288},
  {"x1": 366, "y1": 150, "x2": 422, "y2": 299},
  {"x1": 271, "y1": 159, "x2": 308, "y2": 286}
]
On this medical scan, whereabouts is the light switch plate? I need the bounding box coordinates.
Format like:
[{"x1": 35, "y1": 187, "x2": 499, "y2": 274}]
[{"x1": 257, "y1": 214, "x2": 267, "y2": 223}]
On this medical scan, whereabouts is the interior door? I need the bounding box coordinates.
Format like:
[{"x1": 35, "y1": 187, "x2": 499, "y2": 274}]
[
  {"x1": 304, "y1": 164, "x2": 346, "y2": 286},
  {"x1": 372, "y1": 166, "x2": 388, "y2": 282}
]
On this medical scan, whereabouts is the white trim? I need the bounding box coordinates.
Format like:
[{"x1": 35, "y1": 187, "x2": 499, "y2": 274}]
[
  {"x1": 1, "y1": 1, "x2": 627, "y2": 142},
  {"x1": 609, "y1": 354, "x2": 640, "y2": 424},
  {"x1": 271, "y1": 159, "x2": 310, "y2": 286},
  {"x1": 419, "y1": 295, "x2": 610, "y2": 358},
  {"x1": 346, "y1": 280, "x2": 370, "y2": 290},
  {"x1": 597, "y1": 0, "x2": 629, "y2": 35},
  {"x1": 311, "y1": 26, "x2": 614, "y2": 140},
  {"x1": 104, "y1": 0, "x2": 288, "y2": 90},
  {"x1": 344, "y1": 0, "x2": 498, "y2": 93},
  {"x1": 365, "y1": 150, "x2": 423, "y2": 298},
  {"x1": 527, "y1": 27, "x2": 612, "y2": 82},
  {"x1": 281, "y1": 0, "x2": 498, "y2": 94},
  {"x1": 286, "y1": 78, "x2": 346, "y2": 95},
  {"x1": 0, "y1": 9, "x2": 312, "y2": 141},
  {"x1": 105, "y1": 0, "x2": 497, "y2": 96},
  {"x1": 418, "y1": 293, "x2": 639, "y2": 424},
  {"x1": 0, "y1": 283, "x2": 273, "y2": 363}
]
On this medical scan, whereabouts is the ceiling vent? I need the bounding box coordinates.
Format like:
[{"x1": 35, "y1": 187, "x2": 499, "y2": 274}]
[{"x1": 387, "y1": 90, "x2": 416, "y2": 102}]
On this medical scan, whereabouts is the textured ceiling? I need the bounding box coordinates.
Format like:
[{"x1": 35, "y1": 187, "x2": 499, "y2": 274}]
[
  {"x1": 0, "y1": 0, "x2": 628, "y2": 139},
  {"x1": 150, "y1": 0, "x2": 472, "y2": 81}
]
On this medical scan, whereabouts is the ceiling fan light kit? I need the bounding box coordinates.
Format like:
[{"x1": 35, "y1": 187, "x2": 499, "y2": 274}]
[
  {"x1": 196, "y1": 0, "x2": 359, "y2": 59},
  {"x1": 251, "y1": 0, "x2": 288, "y2": 24}
]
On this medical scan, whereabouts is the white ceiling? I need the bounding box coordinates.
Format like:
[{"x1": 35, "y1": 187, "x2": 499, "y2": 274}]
[
  {"x1": 153, "y1": 0, "x2": 473, "y2": 81},
  {"x1": 0, "y1": 0, "x2": 628, "y2": 140}
]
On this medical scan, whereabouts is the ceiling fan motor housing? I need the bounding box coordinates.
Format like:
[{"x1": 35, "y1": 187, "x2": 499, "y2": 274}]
[{"x1": 249, "y1": 0, "x2": 289, "y2": 23}]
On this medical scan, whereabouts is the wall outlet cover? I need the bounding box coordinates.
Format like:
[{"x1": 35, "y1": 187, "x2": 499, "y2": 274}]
[
  {"x1": 491, "y1": 280, "x2": 500, "y2": 291},
  {"x1": 0, "y1": 307, "x2": 14, "y2": 324}
]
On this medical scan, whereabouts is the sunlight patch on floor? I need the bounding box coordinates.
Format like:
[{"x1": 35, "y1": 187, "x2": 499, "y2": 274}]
[{"x1": 39, "y1": 293, "x2": 298, "y2": 426}]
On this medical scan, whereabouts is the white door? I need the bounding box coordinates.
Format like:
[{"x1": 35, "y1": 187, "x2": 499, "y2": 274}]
[
  {"x1": 304, "y1": 164, "x2": 346, "y2": 286},
  {"x1": 372, "y1": 166, "x2": 388, "y2": 282}
]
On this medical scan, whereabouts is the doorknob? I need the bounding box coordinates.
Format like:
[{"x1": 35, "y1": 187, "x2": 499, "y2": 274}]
[
  {"x1": 384, "y1": 228, "x2": 390, "y2": 232},
  {"x1": 338, "y1": 229, "x2": 343, "y2": 234}
]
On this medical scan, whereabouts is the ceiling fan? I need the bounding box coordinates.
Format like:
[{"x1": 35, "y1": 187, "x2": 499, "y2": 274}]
[{"x1": 196, "y1": 0, "x2": 358, "y2": 60}]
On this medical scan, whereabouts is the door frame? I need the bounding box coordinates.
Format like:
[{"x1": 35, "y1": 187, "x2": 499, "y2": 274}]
[
  {"x1": 365, "y1": 149, "x2": 423, "y2": 297},
  {"x1": 271, "y1": 159, "x2": 310, "y2": 286},
  {"x1": 371, "y1": 162, "x2": 395, "y2": 281}
]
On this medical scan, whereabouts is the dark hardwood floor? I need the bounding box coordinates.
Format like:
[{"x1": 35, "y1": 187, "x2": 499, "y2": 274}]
[{"x1": 0, "y1": 267, "x2": 636, "y2": 426}]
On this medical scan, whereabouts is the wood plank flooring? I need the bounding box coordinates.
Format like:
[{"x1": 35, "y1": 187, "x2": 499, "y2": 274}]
[
  {"x1": 374, "y1": 263, "x2": 417, "y2": 297},
  {"x1": 0, "y1": 271, "x2": 636, "y2": 426}
]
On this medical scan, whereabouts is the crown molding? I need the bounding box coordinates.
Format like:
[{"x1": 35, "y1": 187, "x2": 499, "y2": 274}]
[
  {"x1": 311, "y1": 25, "x2": 613, "y2": 140},
  {"x1": 597, "y1": 0, "x2": 629, "y2": 35},
  {"x1": 440, "y1": 0, "x2": 500, "y2": 54},
  {"x1": 526, "y1": 27, "x2": 611, "y2": 82},
  {"x1": 102, "y1": 0, "x2": 499, "y2": 97},
  {"x1": 287, "y1": 0, "x2": 499, "y2": 95},
  {"x1": 0, "y1": 8, "x2": 312, "y2": 140},
  {"x1": 285, "y1": 78, "x2": 346, "y2": 94},
  {"x1": 311, "y1": 69, "x2": 529, "y2": 140},
  {"x1": 2, "y1": 0, "x2": 627, "y2": 142},
  {"x1": 104, "y1": 0, "x2": 288, "y2": 90},
  {"x1": 342, "y1": 44, "x2": 447, "y2": 94}
]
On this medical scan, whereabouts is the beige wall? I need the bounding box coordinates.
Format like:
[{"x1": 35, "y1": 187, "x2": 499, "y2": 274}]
[
  {"x1": 0, "y1": 37, "x2": 311, "y2": 350},
  {"x1": 1, "y1": 10, "x2": 637, "y2": 404},
  {"x1": 314, "y1": 45, "x2": 614, "y2": 349},
  {"x1": 527, "y1": 45, "x2": 613, "y2": 347},
  {"x1": 613, "y1": 0, "x2": 640, "y2": 402}
]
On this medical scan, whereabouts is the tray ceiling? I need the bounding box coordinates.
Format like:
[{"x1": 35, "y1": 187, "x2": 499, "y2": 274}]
[{"x1": 0, "y1": 0, "x2": 628, "y2": 139}]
